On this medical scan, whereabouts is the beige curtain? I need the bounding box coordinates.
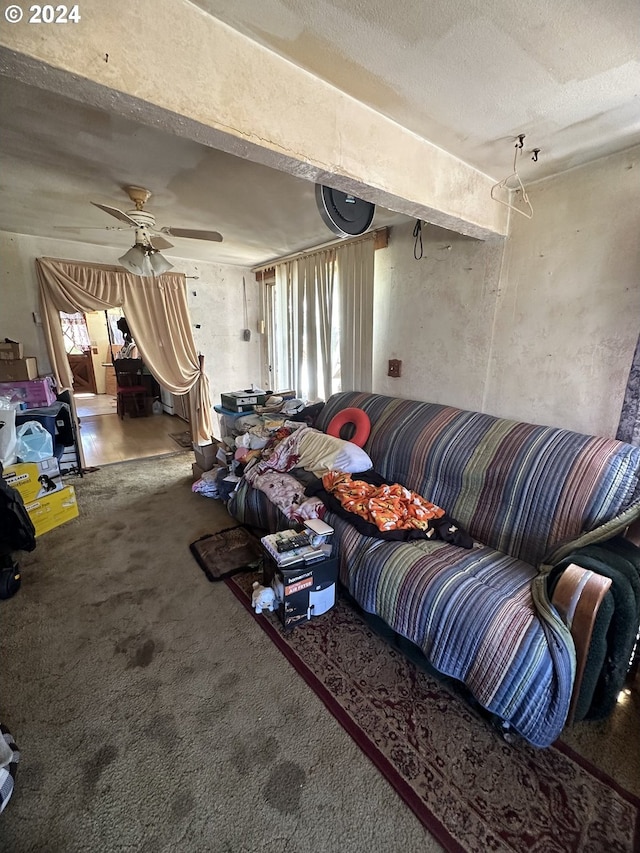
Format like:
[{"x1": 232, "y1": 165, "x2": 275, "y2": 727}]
[
  {"x1": 35, "y1": 257, "x2": 215, "y2": 445},
  {"x1": 338, "y1": 238, "x2": 375, "y2": 392},
  {"x1": 316, "y1": 249, "x2": 337, "y2": 401}
]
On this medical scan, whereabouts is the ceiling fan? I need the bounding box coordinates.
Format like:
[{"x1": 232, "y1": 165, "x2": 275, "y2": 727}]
[{"x1": 90, "y1": 185, "x2": 223, "y2": 276}]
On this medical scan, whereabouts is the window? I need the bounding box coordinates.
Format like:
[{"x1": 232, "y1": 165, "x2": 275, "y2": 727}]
[
  {"x1": 59, "y1": 312, "x2": 91, "y2": 355},
  {"x1": 264, "y1": 236, "x2": 375, "y2": 401},
  {"x1": 266, "y1": 250, "x2": 338, "y2": 402},
  {"x1": 106, "y1": 309, "x2": 126, "y2": 347}
]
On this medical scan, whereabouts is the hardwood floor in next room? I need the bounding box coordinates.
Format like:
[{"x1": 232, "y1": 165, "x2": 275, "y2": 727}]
[{"x1": 77, "y1": 400, "x2": 191, "y2": 467}]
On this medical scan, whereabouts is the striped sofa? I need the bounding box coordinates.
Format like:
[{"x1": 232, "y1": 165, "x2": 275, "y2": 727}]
[{"x1": 228, "y1": 391, "x2": 640, "y2": 747}]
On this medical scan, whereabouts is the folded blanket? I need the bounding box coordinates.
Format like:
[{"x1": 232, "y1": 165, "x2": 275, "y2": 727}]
[{"x1": 548, "y1": 536, "x2": 640, "y2": 721}]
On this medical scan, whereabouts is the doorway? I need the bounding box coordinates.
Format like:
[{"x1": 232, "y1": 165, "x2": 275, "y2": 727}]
[
  {"x1": 61, "y1": 308, "x2": 188, "y2": 466},
  {"x1": 60, "y1": 308, "x2": 118, "y2": 417},
  {"x1": 60, "y1": 312, "x2": 98, "y2": 394}
]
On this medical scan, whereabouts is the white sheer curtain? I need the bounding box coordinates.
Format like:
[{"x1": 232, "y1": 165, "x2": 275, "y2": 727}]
[
  {"x1": 271, "y1": 260, "x2": 298, "y2": 394},
  {"x1": 267, "y1": 234, "x2": 374, "y2": 400}
]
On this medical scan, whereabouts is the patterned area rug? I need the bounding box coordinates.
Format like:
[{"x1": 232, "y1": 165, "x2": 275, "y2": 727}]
[{"x1": 227, "y1": 572, "x2": 640, "y2": 853}]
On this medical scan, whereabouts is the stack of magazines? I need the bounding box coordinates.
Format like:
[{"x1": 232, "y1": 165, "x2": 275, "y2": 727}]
[{"x1": 260, "y1": 529, "x2": 328, "y2": 567}]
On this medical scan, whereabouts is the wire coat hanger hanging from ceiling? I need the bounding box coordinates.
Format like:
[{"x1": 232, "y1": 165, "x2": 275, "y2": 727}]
[{"x1": 491, "y1": 136, "x2": 533, "y2": 220}]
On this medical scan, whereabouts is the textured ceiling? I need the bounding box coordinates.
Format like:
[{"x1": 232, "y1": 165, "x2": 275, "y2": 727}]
[
  {"x1": 0, "y1": 78, "x2": 408, "y2": 266},
  {"x1": 0, "y1": 1, "x2": 638, "y2": 266},
  {"x1": 192, "y1": 0, "x2": 640, "y2": 181}
]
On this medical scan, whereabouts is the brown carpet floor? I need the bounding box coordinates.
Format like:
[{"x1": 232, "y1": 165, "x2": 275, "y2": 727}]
[{"x1": 1, "y1": 454, "x2": 434, "y2": 852}]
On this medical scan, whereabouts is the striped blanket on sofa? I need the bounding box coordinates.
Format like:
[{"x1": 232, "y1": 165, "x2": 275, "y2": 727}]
[{"x1": 229, "y1": 392, "x2": 640, "y2": 746}]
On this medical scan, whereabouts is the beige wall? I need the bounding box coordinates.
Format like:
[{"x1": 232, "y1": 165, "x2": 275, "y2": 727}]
[
  {"x1": 485, "y1": 146, "x2": 640, "y2": 436},
  {"x1": 373, "y1": 223, "x2": 503, "y2": 413},
  {"x1": 161, "y1": 256, "x2": 266, "y2": 417},
  {"x1": 85, "y1": 312, "x2": 110, "y2": 394},
  {"x1": 0, "y1": 232, "x2": 261, "y2": 422},
  {"x1": 1, "y1": 232, "x2": 52, "y2": 376},
  {"x1": 372, "y1": 145, "x2": 640, "y2": 437}
]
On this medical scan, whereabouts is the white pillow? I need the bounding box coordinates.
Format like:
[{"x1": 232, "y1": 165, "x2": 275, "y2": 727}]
[{"x1": 296, "y1": 429, "x2": 373, "y2": 478}]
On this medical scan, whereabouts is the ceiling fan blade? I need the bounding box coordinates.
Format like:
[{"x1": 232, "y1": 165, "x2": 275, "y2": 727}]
[
  {"x1": 91, "y1": 201, "x2": 139, "y2": 227},
  {"x1": 149, "y1": 235, "x2": 174, "y2": 251},
  {"x1": 161, "y1": 227, "x2": 223, "y2": 242},
  {"x1": 53, "y1": 225, "x2": 128, "y2": 232}
]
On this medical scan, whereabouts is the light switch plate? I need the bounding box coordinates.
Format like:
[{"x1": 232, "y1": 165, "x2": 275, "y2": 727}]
[{"x1": 388, "y1": 359, "x2": 402, "y2": 378}]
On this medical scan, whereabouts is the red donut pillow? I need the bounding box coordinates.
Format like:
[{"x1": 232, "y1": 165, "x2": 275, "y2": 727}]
[{"x1": 326, "y1": 407, "x2": 371, "y2": 448}]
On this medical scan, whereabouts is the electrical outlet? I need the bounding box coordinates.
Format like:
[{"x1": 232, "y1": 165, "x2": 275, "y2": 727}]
[{"x1": 388, "y1": 359, "x2": 402, "y2": 378}]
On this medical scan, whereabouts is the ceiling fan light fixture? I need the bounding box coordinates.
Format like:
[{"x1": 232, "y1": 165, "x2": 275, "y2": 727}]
[
  {"x1": 148, "y1": 250, "x2": 173, "y2": 275},
  {"x1": 118, "y1": 244, "x2": 153, "y2": 277}
]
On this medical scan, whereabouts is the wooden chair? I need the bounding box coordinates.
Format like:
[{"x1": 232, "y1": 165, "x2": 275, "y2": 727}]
[{"x1": 114, "y1": 358, "x2": 149, "y2": 419}]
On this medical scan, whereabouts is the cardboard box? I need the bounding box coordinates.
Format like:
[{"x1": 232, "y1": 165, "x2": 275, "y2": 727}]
[
  {"x1": 0, "y1": 357, "x2": 38, "y2": 382},
  {"x1": 3, "y1": 457, "x2": 64, "y2": 503},
  {"x1": 25, "y1": 485, "x2": 79, "y2": 537},
  {"x1": 263, "y1": 554, "x2": 339, "y2": 629},
  {"x1": 192, "y1": 462, "x2": 205, "y2": 480},
  {"x1": 0, "y1": 341, "x2": 23, "y2": 360}
]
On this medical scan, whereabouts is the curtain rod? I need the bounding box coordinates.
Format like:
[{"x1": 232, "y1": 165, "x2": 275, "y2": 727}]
[
  {"x1": 40, "y1": 256, "x2": 124, "y2": 273},
  {"x1": 251, "y1": 228, "x2": 383, "y2": 274}
]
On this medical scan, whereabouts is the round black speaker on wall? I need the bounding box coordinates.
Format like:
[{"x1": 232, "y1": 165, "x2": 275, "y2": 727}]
[{"x1": 315, "y1": 185, "x2": 375, "y2": 237}]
